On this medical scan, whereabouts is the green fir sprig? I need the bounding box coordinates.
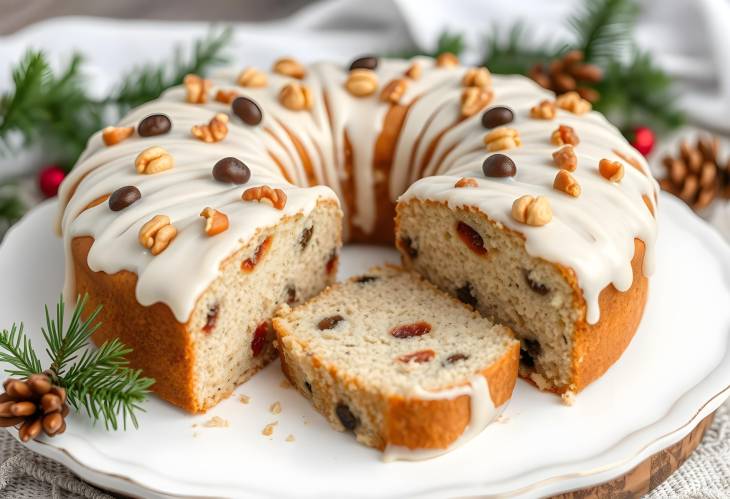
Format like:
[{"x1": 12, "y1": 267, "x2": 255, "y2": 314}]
[{"x1": 0, "y1": 295, "x2": 154, "y2": 430}]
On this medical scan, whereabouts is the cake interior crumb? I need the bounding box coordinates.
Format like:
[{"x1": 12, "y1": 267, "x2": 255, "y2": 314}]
[
  {"x1": 203, "y1": 416, "x2": 230, "y2": 428},
  {"x1": 262, "y1": 421, "x2": 278, "y2": 436},
  {"x1": 238, "y1": 394, "x2": 251, "y2": 404},
  {"x1": 270, "y1": 401, "x2": 282, "y2": 414},
  {"x1": 286, "y1": 434, "x2": 295, "y2": 442}
]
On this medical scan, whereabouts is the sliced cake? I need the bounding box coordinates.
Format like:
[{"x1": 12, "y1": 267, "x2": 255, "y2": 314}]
[{"x1": 273, "y1": 265, "x2": 519, "y2": 458}]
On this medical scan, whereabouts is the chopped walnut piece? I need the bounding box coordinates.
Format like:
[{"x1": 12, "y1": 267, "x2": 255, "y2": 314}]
[
  {"x1": 237, "y1": 67, "x2": 268, "y2": 87},
  {"x1": 345, "y1": 69, "x2": 378, "y2": 97},
  {"x1": 462, "y1": 67, "x2": 492, "y2": 88},
  {"x1": 530, "y1": 100, "x2": 556, "y2": 120},
  {"x1": 191, "y1": 113, "x2": 229, "y2": 143},
  {"x1": 454, "y1": 177, "x2": 478, "y2": 188},
  {"x1": 135, "y1": 146, "x2": 174, "y2": 174},
  {"x1": 242, "y1": 185, "x2": 287, "y2": 210},
  {"x1": 273, "y1": 58, "x2": 306, "y2": 79},
  {"x1": 555, "y1": 91, "x2": 591, "y2": 114},
  {"x1": 215, "y1": 89, "x2": 238, "y2": 104},
  {"x1": 436, "y1": 52, "x2": 459, "y2": 67},
  {"x1": 279, "y1": 82, "x2": 314, "y2": 111},
  {"x1": 511, "y1": 195, "x2": 552, "y2": 226},
  {"x1": 599, "y1": 158, "x2": 624, "y2": 182},
  {"x1": 484, "y1": 127, "x2": 521, "y2": 151},
  {"x1": 552, "y1": 145, "x2": 577, "y2": 171},
  {"x1": 405, "y1": 62, "x2": 422, "y2": 79},
  {"x1": 461, "y1": 87, "x2": 494, "y2": 118},
  {"x1": 139, "y1": 215, "x2": 177, "y2": 255},
  {"x1": 102, "y1": 126, "x2": 134, "y2": 146},
  {"x1": 550, "y1": 125, "x2": 579, "y2": 146},
  {"x1": 184, "y1": 74, "x2": 211, "y2": 104},
  {"x1": 200, "y1": 207, "x2": 229, "y2": 236},
  {"x1": 553, "y1": 170, "x2": 582, "y2": 197}
]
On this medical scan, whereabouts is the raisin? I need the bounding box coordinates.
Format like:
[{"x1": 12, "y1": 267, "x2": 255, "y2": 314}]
[
  {"x1": 397, "y1": 349, "x2": 436, "y2": 363},
  {"x1": 355, "y1": 275, "x2": 378, "y2": 284},
  {"x1": 443, "y1": 353, "x2": 470, "y2": 366},
  {"x1": 251, "y1": 322, "x2": 269, "y2": 357},
  {"x1": 399, "y1": 236, "x2": 418, "y2": 259},
  {"x1": 520, "y1": 339, "x2": 541, "y2": 369},
  {"x1": 523, "y1": 269, "x2": 550, "y2": 295},
  {"x1": 304, "y1": 381, "x2": 312, "y2": 393},
  {"x1": 203, "y1": 304, "x2": 218, "y2": 334},
  {"x1": 456, "y1": 282, "x2": 478, "y2": 308},
  {"x1": 318, "y1": 315, "x2": 344, "y2": 330},
  {"x1": 457, "y1": 222, "x2": 487, "y2": 256},
  {"x1": 286, "y1": 286, "x2": 296, "y2": 305},
  {"x1": 242, "y1": 236, "x2": 273, "y2": 273},
  {"x1": 325, "y1": 250, "x2": 339, "y2": 275},
  {"x1": 336, "y1": 403, "x2": 359, "y2": 431},
  {"x1": 390, "y1": 321, "x2": 432, "y2": 339},
  {"x1": 299, "y1": 226, "x2": 313, "y2": 250}
]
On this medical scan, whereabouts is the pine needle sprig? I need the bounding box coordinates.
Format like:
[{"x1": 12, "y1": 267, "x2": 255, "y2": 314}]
[
  {"x1": 112, "y1": 26, "x2": 233, "y2": 111},
  {"x1": 0, "y1": 294, "x2": 154, "y2": 430},
  {"x1": 0, "y1": 324, "x2": 43, "y2": 378},
  {"x1": 62, "y1": 338, "x2": 154, "y2": 430},
  {"x1": 568, "y1": 0, "x2": 640, "y2": 64},
  {"x1": 482, "y1": 23, "x2": 566, "y2": 75},
  {"x1": 0, "y1": 180, "x2": 26, "y2": 236},
  {"x1": 42, "y1": 294, "x2": 102, "y2": 377}
]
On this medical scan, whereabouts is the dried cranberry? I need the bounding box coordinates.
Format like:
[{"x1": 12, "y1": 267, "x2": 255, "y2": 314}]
[
  {"x1": 443, "y1": 353, "x2": 470, "y2": 366},
  {"x1": 457, "y1": 222, "x2": 487, "y2": 256},
  {"x1": 299, "y1": 226, "x2": 313, "y2": 250},
  {"x1": 456, "y1": 282, "x2": 478, "y2": 308},
  {"x1": 336, "y1": 403, "x2": 359, "y2": 431},
  {"x1": 325, "y1": 250, "x2": 338, "y2": 275},
  {"x1": 318, "y1": 315, "x2": 344, "y2": 330},
  {"x1": 390, "y1": 321, "x2": 432, "y2": 339},
  {"x1": 397, "y1": 349, "x2": 436, "y2": 363},
  {"x1": 203, "y1": 304, "x2": 218, "y2": 334},
  {"x1": 251, "y1": 322, "x2": 268, "y2": 357},
  {"x1": 242, "y1": 236, "x2": 273, "y2": 273},
  {"x1": 523, "y1": 269, "x2": 549, "y2": 295},
  {"x1": 355, "y1": 275, "x2": 378, "y2": 284},
  {"x1": 399, "y1": 236, "x2": 418, "y2": 259}
]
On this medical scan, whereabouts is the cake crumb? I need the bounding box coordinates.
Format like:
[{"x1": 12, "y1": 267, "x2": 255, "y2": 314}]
[
  {"x1": 285, "y1": 434, "x2": 295, "y2": 442},
  {"x1": 262, "y1": 421, "x2": 278, "y2": 436},
  {"x1": 495, "y1": 414, "x2": 509, "y2": 424},
  {"x1": 270, "y1": 401, "x2": 282, "y2": 415},
  {"x1": 279, "y1": 379, "x2": 291, "y2": 389},
  {"x1": 203, "y1": 416, "x2": 229, "y2": 428},
  {"x1": 238, "y1": 394, "x2": 251, "y2": 404},
  {"x1": 193, "y1": 431, "x2": 199, "y2": 438},
  {"x1": 561, "y1": 390, "x2": 576, "y2": 406}
]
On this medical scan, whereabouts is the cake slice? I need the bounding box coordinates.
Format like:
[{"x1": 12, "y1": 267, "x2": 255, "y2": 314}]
[{"x1": 273, "y1": 266, "x2": 519, "y2": 459}]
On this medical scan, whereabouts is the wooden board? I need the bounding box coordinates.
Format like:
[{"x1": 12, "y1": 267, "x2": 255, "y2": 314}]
[{"x1": 553, "y1": 411, "x2": 716, "y2": 498}]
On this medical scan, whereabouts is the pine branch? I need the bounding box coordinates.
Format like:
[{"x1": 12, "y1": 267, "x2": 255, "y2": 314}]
[
  {"x1": 62, "y1": 338, "x2": 154, "y2": 430},
  {"x1": 0, "y1": 180, "x2": 26, "y2": 238},
  {"x1": 42, "y1": 294, "x2": 102, "y2": 377},
  {"x1": 482, "y1": 23, "x2": 565, "y2": 75},
  {"x1": 112, "y1": 26, "x2": 233, "y2": 111},
  {"x1": 568, "y1": 0, "x2": 639, "y2": 64},
  {"x1": 0, "y1": 323, "x2": 43, "y2": 378},
  {"x1": 594, "y1": 49, "x2": 684, "y2": 134}
]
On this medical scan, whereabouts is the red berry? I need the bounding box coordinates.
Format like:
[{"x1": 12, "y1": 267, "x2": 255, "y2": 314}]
[
  {"x1": 631, "y1": 126, "x2": 655, "y2": 157},
  {"x1": 38, "y1": 165, "x2": 66, "y2": 198},
  {"x1": 251, "y1": 322, "x2": 268, "y2": 357}
]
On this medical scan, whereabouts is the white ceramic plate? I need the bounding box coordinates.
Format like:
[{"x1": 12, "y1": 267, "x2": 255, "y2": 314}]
[{"x1": 0, "y1": 193, "x2": 729, "y2": 498}]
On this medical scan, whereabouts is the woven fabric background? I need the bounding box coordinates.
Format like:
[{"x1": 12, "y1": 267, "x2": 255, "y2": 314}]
[{"x1": 0, "y1": 401, "x2": 727, "y2": 498}]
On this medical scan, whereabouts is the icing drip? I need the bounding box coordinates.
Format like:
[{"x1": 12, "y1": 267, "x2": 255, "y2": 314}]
[
  {"x1": 58, "y1": 58, "x2": 657, "y2": 325},
  {"x1": 383, "y1": 375, "x2": 500, "y2": 462}
]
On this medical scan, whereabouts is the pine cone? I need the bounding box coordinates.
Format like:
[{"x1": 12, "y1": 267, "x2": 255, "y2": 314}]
[
  {"x1": 529, "y1": 50, "x2": 603, "y2": 103},
  {"x1": 0, "y1": 374, "x2": 69, "y2": 442},
  {"x1": 659, "y1": 136, "x2": 730, "y2": 212}
]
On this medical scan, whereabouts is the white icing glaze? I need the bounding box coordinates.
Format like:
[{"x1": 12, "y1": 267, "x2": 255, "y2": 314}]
[
  {"x1": 58, "y1": 57, "x2": 657, "y2": 326},
  {"x1": 382, "y1": 375, "x2": 500, "y2": 462}
]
